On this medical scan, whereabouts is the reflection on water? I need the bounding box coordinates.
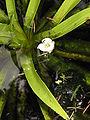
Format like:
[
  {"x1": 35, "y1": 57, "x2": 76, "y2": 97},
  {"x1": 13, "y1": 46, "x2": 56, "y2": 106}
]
[{"x1": 0, "y1": 46, "x2": 19, "y2": 90}]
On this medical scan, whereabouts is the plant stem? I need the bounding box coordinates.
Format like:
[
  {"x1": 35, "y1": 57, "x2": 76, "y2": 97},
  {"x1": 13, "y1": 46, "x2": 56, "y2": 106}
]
[
  {"x1": 56, "y1": 38, "x2": 90, "y2": 56},
  {"x1": 55, "y1": 50, "x2": 90, "y2": 63}
]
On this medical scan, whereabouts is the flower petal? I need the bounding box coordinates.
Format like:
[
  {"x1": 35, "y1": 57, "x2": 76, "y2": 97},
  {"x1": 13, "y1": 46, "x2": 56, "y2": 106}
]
[
  {"x1": 42, "y1": 38, "x2": 52, "y2": 43},
  {"x1": 37, "y1": 38, "x2": 55, "y2": 53}
]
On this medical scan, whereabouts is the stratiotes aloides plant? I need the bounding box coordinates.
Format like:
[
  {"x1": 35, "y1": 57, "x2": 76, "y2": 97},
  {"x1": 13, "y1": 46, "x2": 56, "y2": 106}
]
[{"x1": 0, "y1": 0, "x2": 90, "y2": 119}]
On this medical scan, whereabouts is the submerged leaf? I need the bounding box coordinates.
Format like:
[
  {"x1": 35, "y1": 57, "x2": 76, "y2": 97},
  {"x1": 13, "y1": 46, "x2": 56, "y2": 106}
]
[{"x1": 55, "y1": 50, "x2": 90, "y2": 63}]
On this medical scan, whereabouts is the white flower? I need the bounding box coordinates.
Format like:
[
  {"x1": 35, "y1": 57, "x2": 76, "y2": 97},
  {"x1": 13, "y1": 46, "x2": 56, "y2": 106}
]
[
  {"x1": 37, "y1": 38, "x2": 55, "y2": 53},
  {"x1": 55, "y1": 80, "x2": 62, "y2": 84}
]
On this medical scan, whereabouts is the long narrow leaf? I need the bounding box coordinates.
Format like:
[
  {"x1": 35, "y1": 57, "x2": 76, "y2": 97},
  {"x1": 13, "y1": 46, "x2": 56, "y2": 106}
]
[
  {"x1": 53, "y1": 0, "x2": 81, "y2": 24},
  {"x1": 38, "y1": 100, "x2": 52, "y2": 120},
  {"x1": 55, "y1": 50, "x2": 90, "y2": 63},
  {"x1": 0, "y1": 9, "x2": 9, "y2": 23},
  {"x1": 0, "y1": 91, "x2": 7, "y2": 118},
  {"x1": 20, "y1": 53, "x2": 69, "y2": 120},
  {"x1": 34, "y1": 7, "x2": 90, "y2": 41},
  {"x1": 24, "y1": 0, "x2": 41, "y2": 27},
  {"x1": 6, "y1": 0, "x2": 17, "y2": 19}
]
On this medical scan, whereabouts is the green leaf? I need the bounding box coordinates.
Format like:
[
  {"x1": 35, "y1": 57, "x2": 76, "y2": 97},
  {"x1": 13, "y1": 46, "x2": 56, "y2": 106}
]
[
  {"x1": 0, "y1": 90, "x2": 7, "y2": 118},
  {"x1": 0, "y1": 9, "x2": 9, "y2": 23},
  {"x1": 38, "y1": 99, "x2": 52, "y2": 120},
  {"x1": 56, "y1": 38, "x2": 90, "y2": 56},
  {"x1": 85, "y1": 73, "x2": 90, "y2": 86},
  {"x1": 55, "y1": 50, "x2": 90, "y2": 63},
  {"x1": 6, "y1": 0, "x2": 17, "y2": 19},
  {"x1": 24, "y1": 0, "x2": 41, "y2": 27},
  {"x1": 0, "y1": 23, "x2": 11, "y2": 45},
  {"x1": 34, "y1": 7, "x2": 90, "y2": 41},
  {"x1": 20, "y1": 53, "x2": 69, "y2": 120},
  {"x1": 53, "y1": 0, "x2": 81, "y2": 24},
  {"x1": 22, "y1": 0, "x2": 28, "y2": 5},
  {"x1": 0, "y1": 23, "x2": 10, "y2": 32},
  {"x1": 70, "y1": 85, "x2": 81, "y2": 101},
  {"x1": 9, "y1": 20, "x2": 28, "y2": 48},
  {"x1": 0, "y1": 21, "x2": 27, "y2": 48}
]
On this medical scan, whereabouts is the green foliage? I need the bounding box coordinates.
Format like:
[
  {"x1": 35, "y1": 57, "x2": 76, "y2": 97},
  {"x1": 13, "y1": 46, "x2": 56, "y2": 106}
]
[
  {"x1": 55, "y1": 50, "x2": 90, "y2": 63},
  {"x1": 38, "y1": 99, "x2": 52, "y2": 120},
  {"x1": 0, "y1": 0, "x2": 90, "y2": 119},
  {"x1": 34, "y1": 7, "x2": 90, "y2": 41},
  {"x1": 53, "y1": 0, "x2": 81, "y2": 24},
  {"x1": 0, "y1": 20, "x2": 28, "y2": 48},
  {"x1": 24, "y1": 0, "x2": 41, "y2": 27},
  {"x1": 0, "y1": 23, "x2": 11, "y2": 45},
  {"x1": 9, "y1": 18, "x2": 28, "y2": 48},
  {"x1": 20, "y1": 53, "x2": 69, "y2": 120},
  {"x1": 85, "y1": 73, "x2": 90, "y2": 85},
  {"x1": 0, "y1": 9, "x2": 9, "y2": 23},
  {"x1": 0, "y1": 91, "x2": 6, "y2": 117},
  {"x1": 56, "y1": 38, "x2": 90, "y2": 56},
  {"x1": 6, "y1": 0, "x2": 18, "y2": 19},
  {"x1": 70, "y1": 85, "x2": 81, "y2": 101}
]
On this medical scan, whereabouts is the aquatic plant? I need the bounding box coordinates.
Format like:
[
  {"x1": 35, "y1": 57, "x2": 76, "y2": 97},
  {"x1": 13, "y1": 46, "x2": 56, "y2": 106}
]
[{"x1": 0, "y1": 0, "x2": 90, "y2": 119}]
